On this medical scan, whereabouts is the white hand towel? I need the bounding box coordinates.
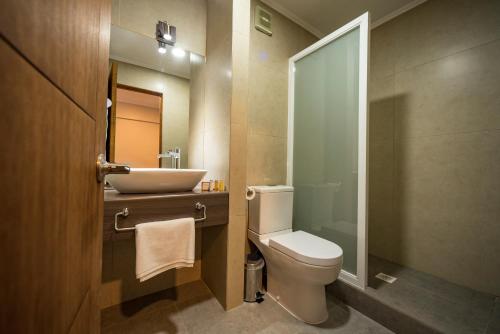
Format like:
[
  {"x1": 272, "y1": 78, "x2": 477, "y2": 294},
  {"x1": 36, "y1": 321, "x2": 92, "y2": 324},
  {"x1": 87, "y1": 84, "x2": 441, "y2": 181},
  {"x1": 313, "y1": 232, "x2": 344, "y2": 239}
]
[{"x1": 135, "y1": 217, "x2": 195, "y2": 282}]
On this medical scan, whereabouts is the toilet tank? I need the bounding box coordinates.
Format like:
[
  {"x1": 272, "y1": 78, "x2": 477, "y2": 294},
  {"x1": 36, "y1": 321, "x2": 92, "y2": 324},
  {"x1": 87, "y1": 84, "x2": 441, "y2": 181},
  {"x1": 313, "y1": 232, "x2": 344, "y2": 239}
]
[{"x1": 248, "y1": 185, "x2": 294, "y2": 234}]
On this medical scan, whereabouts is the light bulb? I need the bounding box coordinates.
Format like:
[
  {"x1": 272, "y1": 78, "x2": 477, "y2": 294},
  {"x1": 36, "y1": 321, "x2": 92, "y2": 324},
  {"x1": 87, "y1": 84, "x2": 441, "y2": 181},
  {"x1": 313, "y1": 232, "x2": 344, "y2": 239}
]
[
  {"x1": 172, "y1": 47, "x2": 186, "y2": 58},
  {"x1": 163, "y1": 33, "x2": 172, "y2": 41},
  {"x1": 158, "y1": 46, "x2": 167, "y2": 54}
]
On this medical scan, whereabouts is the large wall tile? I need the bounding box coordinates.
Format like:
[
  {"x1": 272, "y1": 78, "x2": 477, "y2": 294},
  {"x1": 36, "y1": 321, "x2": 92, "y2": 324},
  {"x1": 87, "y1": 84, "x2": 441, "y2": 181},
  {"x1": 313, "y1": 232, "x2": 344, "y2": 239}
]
[
  {"x1": 368, "y1": 139, "x2": 398, "y2": 261},
  {"x1": 454, "y1": 130, "x2": 500, "y2": 294},
  {"x1": 452, "y1": 40, "x2": 500, "y2": 133},
  {"x1": 225, "y1": 214, "x2": 247, "y2": 309},
  {"x1": 393, "y1": 134, "x2": 458, "y2": 264},
  {"x1": 369, "y1": 139, "x2": 394, "y2": 204},
  {"x1": 390, "y1": 0, "x2": 500, "y2": 73},
  {"x1": 394, "y1": 134, "x2": 456, "y2": 228},
  {"x1": 231, "y1": 31, "x2": 250, "y2": 126},
  {"x1": 248, "y1": 65, "x2": 288, "y2": 138},
  {"x1": 247, "y1": 133, "x2": 286, "y2": 185},
  {"x1": 229, "y1": 123, "x2": 248, "y2": 216},
  {"x1": 197, "y1": 0, "x2": 234, "y2": 310},
  {"x1": 206, "y1": 0, "x2": 233, "y2": 53},
  {"x1": 370, "y1": 23, "x2": 399, "y2": 80},
  {"x1": 453, "y1": 130, "x2": 500, "y2": 226},
  {"x1": 369, "y1": 75, "x2": 395, "y2": 143},
  {"x1": 388, "y1": 129, "x2": 500, "y2": 295},
  {"x1": 246, "y1": 0, "x2": 317, "y2": 187},
  {"x1": 111, "y1": 0, "x2": 120, "y2": 25},
  {"x1": 394, "y1": 39, "x2": 500, "y2": 140},
  {"x1": 228, "y1": 29, "x2": 250, "y2": 312},
  {"x1": 394, "y1": 59, "x2": 462, "y2": 139},
  {"x1": 232, "y1": 0, "x2": 250, "y2": 37}
]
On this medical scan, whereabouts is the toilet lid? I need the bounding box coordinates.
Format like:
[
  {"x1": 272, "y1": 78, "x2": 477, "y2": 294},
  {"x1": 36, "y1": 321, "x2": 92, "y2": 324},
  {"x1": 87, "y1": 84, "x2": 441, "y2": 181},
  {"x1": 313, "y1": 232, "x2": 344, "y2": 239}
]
[{"x1": 269, "y1": 230, "x2": 343, "y2": 267}]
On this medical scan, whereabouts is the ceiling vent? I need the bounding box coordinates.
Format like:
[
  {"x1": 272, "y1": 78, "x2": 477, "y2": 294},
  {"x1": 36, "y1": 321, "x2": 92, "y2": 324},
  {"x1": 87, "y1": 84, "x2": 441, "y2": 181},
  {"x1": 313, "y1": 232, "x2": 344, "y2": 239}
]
[{"x1": 255, "y1": 5, "x2": 272, "y2": 36}]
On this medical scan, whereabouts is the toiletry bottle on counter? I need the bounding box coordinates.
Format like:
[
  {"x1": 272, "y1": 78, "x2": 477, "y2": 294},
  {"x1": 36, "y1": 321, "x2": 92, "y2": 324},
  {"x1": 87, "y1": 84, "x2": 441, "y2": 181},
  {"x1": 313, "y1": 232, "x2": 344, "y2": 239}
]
[
  {"x1": 201, "y1": 181, "x2": 210, "y2": 192},
  {"x1": 214, "y1": 179, "x2": 220, "y2": 192},
  {"x1": 218, "y1": 179, "x2": 225, "y2": 192}
]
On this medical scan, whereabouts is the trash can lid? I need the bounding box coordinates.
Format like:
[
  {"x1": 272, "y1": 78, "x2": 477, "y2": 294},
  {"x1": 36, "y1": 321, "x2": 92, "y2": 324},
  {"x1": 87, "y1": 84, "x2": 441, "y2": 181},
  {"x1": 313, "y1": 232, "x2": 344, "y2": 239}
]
[{"x1": 245, "y1": 254, "x2": 264, "y2": 270}]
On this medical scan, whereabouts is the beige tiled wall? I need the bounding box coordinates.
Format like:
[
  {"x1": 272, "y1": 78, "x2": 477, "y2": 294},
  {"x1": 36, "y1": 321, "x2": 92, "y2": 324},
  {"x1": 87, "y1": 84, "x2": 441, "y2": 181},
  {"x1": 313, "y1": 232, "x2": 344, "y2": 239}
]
[
  {"x1": 204, "y1": 0, "x2": 317, "y2": 310},
  {"x1": 226, "y1": 0, "x2": 251, "y2": 309},
  {"x1": 200, "y1": 0, "x2": 318, "y2": 309},
  {"x1": 199, "y1": 0, "x2": 232, "y2": 183},
  {"x1": 198, "y1": 0, "x2": 233, "y2": 309},
  {"x1": 246, "y1": 1, "x2": 317, "y2": 186},
  {"x1": 368, "y1": 0, "x2": 500, "y2": 296},
  {"x1": 200, "y1": 0, "x2": 252, "y2": 311},
  {"x1": 111, "y1": 0, "x2": 207, "y2": 56},
  {"x1": 115, "y1": 61, "x2": 191, "y2": 169}
]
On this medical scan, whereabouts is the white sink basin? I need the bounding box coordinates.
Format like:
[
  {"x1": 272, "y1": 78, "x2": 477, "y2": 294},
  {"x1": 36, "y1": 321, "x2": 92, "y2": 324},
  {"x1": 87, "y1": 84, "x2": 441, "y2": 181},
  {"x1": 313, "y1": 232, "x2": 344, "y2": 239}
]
[{"x1": 106, "y1": 168, "x2": 207, "y2": 194}]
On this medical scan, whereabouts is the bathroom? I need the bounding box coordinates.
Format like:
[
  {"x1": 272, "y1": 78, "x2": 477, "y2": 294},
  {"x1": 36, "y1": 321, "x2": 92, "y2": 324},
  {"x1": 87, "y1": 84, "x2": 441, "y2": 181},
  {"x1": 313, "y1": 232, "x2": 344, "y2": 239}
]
[{"x1": 1, "y1": 0, "x2": 499, "y2": 333}]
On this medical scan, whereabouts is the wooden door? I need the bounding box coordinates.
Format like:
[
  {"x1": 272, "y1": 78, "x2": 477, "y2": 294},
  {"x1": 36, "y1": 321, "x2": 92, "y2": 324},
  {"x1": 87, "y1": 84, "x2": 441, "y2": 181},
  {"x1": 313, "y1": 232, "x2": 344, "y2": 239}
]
[
  {"x1": 113, "y1": 86, "x2": 163, "y2": 168},
  {"x1": 0, "y1": 0, "x2": 110, "y2": 332}
]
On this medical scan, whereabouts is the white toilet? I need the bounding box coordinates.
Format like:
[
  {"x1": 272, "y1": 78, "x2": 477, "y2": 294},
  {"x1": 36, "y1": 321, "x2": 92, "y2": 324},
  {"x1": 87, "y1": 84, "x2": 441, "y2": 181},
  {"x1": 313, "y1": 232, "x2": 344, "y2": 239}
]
[{"x1": 247, "y1": 185, "x2": 343, "y2": 324}]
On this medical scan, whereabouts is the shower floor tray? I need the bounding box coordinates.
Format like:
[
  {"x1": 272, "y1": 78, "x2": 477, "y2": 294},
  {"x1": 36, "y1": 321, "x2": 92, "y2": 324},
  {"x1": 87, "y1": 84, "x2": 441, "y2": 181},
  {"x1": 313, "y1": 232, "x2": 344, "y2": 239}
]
[{"x1": 328, "y1": 255, "x2": 499, "y2": 334}]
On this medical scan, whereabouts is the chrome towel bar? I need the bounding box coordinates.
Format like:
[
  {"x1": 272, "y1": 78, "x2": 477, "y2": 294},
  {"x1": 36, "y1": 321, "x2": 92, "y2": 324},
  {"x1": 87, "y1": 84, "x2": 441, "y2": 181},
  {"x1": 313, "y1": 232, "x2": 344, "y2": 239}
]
[{"x1": 114, "y1": 202, "x2": 207, "y2": 232}]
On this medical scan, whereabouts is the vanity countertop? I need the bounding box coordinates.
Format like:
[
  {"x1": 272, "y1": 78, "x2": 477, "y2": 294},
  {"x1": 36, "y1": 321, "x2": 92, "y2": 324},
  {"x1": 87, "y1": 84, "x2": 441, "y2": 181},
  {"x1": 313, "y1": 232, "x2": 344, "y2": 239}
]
[{"x1": 104, "y1": 189, "x2": 228, "y2": 202}]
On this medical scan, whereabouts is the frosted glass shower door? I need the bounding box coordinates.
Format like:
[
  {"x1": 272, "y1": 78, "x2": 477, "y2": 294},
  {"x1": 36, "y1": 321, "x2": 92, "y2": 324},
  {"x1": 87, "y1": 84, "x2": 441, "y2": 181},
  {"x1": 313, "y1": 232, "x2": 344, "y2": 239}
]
[{"x1": 287, "y1": 13, "x2": 369, "y2": 289}]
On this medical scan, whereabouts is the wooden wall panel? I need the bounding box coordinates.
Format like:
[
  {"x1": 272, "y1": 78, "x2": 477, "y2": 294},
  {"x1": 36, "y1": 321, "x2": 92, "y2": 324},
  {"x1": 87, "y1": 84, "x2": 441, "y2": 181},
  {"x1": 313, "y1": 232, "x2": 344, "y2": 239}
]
[
  {"x1": 1, "y1": 0, "x2": 111, "y2": 332},
  {"x1": 68, "y1": 292, "x2": 91, "y2": 334},
  {"x1": 91, "y1": 0, "x2": 112, "y2": 331},
  {"x1": 0, "y1": 0, "x2": 102, "y2": 117},
  {"x1": 0, "y1": 40, "x2": 96, "y2": 333}
]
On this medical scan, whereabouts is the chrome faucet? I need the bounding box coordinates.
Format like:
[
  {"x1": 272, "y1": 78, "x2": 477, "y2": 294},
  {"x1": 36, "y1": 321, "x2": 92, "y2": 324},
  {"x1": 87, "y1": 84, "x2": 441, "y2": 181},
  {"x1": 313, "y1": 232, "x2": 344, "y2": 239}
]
[{"x1": 158, "y1": 147, "x2": 181, "y2": 169}]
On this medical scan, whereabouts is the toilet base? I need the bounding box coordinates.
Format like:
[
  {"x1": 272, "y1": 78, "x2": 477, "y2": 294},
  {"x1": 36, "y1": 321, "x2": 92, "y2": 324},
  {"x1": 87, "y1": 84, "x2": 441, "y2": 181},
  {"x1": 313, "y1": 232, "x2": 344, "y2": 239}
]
[
  {"x1": 266, "y1": 290, "x2": 329, "y2": 325},
  {"x1": 266, "y1": 266, "x2": 330, "y2": 325}
]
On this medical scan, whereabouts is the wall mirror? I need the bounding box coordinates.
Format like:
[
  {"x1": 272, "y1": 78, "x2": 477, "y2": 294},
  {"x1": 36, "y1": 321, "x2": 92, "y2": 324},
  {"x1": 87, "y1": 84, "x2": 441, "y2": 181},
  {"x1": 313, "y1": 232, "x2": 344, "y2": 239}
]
[{"x1": 106, "y1": 25, "x2": 205, "y2": 169}]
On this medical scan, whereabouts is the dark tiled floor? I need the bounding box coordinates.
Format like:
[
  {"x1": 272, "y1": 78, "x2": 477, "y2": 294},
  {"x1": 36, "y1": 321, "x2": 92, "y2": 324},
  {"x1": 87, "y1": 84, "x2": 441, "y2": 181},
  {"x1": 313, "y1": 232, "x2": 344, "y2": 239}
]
[
  {"x1": 329, "y1": 255, "x2": 499, "y2": 334},
  {"x1": 485, "y1": 298, "x2": 500, "y2": 334},
  {"x1": 101, "y1": 280, "x2": 393, "y2": 334}
]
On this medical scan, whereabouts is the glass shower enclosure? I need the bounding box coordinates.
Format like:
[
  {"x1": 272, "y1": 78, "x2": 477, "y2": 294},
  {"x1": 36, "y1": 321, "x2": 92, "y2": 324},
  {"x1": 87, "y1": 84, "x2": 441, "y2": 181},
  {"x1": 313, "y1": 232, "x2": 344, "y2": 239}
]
[{"x1": 287, "y1": 13, "x2": 370, "y2": 289}]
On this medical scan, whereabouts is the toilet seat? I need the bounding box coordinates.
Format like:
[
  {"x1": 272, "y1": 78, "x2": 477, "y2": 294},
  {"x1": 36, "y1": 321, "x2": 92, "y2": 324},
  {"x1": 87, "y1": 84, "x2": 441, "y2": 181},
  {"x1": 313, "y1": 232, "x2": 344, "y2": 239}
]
[{"x1": 269, "y1": 230, "x2": 342, "y2": 267}]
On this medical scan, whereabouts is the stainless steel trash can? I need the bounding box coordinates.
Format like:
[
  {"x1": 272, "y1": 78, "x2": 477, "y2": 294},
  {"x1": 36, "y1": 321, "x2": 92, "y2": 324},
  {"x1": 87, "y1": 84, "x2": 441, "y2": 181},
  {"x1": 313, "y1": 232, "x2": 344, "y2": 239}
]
[{"x1": 244, "y1": 255, "x2": 265, "y2": 302}]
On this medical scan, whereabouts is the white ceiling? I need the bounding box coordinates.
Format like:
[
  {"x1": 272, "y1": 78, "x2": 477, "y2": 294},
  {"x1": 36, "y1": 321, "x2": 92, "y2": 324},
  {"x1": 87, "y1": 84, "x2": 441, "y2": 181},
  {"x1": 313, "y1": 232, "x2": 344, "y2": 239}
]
[{"x1": 261, "y1": 0, "x2": 426, "y2": 37}]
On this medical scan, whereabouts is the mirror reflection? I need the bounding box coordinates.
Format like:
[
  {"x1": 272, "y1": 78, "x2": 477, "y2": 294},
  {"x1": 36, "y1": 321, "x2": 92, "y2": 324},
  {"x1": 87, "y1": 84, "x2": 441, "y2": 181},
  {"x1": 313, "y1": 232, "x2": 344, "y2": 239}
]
[{"x1": 106, "y1": 25, "x2": 205, "y2": 169}]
